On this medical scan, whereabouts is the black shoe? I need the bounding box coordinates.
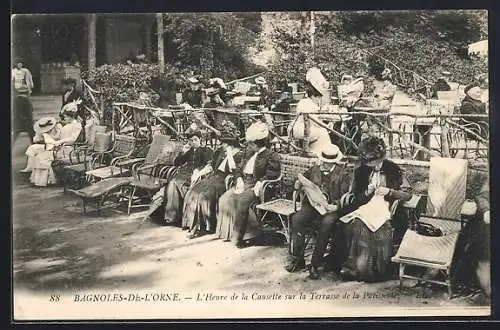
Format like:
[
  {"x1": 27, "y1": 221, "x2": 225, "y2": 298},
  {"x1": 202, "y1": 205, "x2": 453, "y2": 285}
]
[
  {"x1": 285, "y1": 258, "x2": 305, "y2": 273},
  {"x1": 189, "y1": 231, "x2": 204, "y2": 239},
  {"x1": 340, "y1": 267, "x2": 357, "y2": 281},
  {"x1": 236, "y1": 241, "x2": 247, "y2": 249},
  {"x1": 163, "y1": 218, "x2": 178, "y2": 226},
  {"x1": 309, "y1": 266, "x2": 320, "y2": 280}
]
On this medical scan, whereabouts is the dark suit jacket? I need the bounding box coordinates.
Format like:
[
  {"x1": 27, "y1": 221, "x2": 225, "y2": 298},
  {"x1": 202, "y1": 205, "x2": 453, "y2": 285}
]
[
  {"x1": 299, "y1": 164, "x2": 352, "y2": 208},
  {"x1": 234, "y1": 148, "x2": 281, "y2": 182},
  {"x1": 174, "y1": 146, "x2": 213, "y2": 170}
]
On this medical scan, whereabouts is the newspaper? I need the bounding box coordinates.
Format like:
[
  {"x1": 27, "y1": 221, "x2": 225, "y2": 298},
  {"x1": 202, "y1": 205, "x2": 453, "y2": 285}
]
[{"x1": 297, "y1": 173, "x2": 330, "y2": 215}]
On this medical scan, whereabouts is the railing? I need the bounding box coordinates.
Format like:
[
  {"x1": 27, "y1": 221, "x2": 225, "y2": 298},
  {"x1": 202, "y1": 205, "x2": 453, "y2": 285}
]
[
  {"x1": 81, "y1": 78, "x2": 104, "y2": 123},
  {"x1": 354, "y1": 48, "x2": 432, "y2": 97},
  {"x1": 109, "y1": 103, "x2": 489, "y2": 164}
]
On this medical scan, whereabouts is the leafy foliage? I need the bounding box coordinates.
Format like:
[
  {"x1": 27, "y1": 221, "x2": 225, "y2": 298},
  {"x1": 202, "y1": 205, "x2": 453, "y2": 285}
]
[
  {"x1": 162, "y1": 12, "x2": 264, "y2": 81},
  {"x1": 264, "y1": 11, "x2": 488, "y2": 95}
]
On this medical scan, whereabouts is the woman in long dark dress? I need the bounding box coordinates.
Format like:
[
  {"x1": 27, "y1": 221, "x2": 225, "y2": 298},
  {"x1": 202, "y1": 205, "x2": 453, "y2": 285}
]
[
  {"x1": 182, "y1": 121, "x2": 243, "y2": 238},
  {"x1": 144, "y1": 130, "x2": 213, "y2": 225},
  {"x1": 217, "y1": 120, "x2": 281, "y2": 248},
  {"x1": 339, "y1": 137, "x2": 412, "y2": 282}
]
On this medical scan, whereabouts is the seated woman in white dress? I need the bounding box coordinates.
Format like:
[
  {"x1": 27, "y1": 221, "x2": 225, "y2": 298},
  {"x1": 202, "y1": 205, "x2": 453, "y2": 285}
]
[{"x1": 21, "y1": 102, "x2": 83, "y2": 186}]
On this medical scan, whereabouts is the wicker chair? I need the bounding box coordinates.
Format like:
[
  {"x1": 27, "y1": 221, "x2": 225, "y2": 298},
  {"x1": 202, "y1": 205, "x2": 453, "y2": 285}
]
[
  {"x1": 58, "y1": 125, "x2": 109, "y2": 191},
  {"x1": 255, "y1": 154, "x2": 319, "y2": 244},
  {"x1": 84, "y1": 134, "x2": 143, "y2": 182}
]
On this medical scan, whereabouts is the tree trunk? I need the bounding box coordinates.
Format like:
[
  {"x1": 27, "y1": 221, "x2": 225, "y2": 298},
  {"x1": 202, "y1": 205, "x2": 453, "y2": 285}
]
[
  {"x1": 156, "y1": 14, "x2": 164, "y2": 73},
  {"x1": 200, "y1": 32, "x2": 214, "y2": 77},
  {"x1": 87, "y1": 14, "x2": 96, "y2": 79}
]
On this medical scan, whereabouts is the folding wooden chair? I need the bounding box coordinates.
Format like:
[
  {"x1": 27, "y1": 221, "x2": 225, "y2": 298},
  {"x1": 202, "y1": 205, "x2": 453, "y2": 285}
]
[{"x1": 391, "y1": 157, "x2": 477, "y2": 298}]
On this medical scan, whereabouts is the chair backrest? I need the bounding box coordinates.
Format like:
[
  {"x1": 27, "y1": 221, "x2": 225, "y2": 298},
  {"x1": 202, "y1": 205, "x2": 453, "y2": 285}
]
[
  {"x1": 426, "y1": 157, "x2": 468, "y2": 219},
  {"x1": 143, "y1": 134, "x2": 172, "y2": 166},
  {"x1": 94, "y1": 132, "x2": 112, "y2": 153},
  {"x1": 113, "y1": 134, "x2": 137, "y2": 157},
  {"x1": 86, "y1": 125, "x2": 107, "y2": 147},
  {"x1": 279, "y1": 154, "x2": 319, "y2": 192}
]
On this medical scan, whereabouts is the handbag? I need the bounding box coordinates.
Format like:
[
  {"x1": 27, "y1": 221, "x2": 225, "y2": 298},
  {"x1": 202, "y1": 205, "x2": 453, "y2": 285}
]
[{"x1": 416, "y1": 221, "x2": 443, "y2": 237}]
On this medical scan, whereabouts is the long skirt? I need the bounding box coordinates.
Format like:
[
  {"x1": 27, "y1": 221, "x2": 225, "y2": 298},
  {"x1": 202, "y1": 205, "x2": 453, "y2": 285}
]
[
  {"x1": 27, "y1": 146, "x2": 73, "y2": 187},
  {"x1": 224, "y1": 178, "x2": 261, "y2": 244},
  {"x1": 216, "y1": 188, "x2": 239, "y2": 241},
  {"x1": 182, "y1": 172, "x2": 227, "y2": 232},
  {"x1": 217, "y1": 179, "x2": 260, "y2": 243},
  {"x1": 145, "y1": 167, "x2": 193, "y2": 224},
  {"x1": 163, "y1": 173, "x2": 191, "y2": 224},
  {"x1": 341, "y1": 218, "x2": 393, "y2": 282}
]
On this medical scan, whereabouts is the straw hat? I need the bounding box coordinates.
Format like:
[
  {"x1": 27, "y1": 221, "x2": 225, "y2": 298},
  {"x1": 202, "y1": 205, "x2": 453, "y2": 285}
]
[
  {"x1": 318, "y1": 144, "x2": 344, "y2": 164},
  {"x1": 33, "y1": 117, "x2": 57, "y2": 134},
  {"x1": 306, "y1": 67, "x2": 329, "y2": 96}
]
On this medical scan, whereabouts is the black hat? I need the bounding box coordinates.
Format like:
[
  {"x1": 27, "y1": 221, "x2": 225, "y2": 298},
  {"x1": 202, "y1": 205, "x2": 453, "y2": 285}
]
[
  {"x1": 358, "y1": 136, "x2": 386, "y2": 163},
  {"x1": 186, "y1": 130, "x2": 202, "y2": 139},
  {"x1": 62, "y1": 77, "x2": 77, "y2": 85}
]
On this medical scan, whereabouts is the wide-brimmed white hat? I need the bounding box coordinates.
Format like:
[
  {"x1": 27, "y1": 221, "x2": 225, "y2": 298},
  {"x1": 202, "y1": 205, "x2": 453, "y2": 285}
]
[
  {"x1": 61, "y1": 99, "x2": 82, "y2": 115},
  {"x1": 306, "y1": 67, "x2": 329, "y2": 96},
  {"x1": 245, "y1": 120, "x2": 269, "y2": 142},
  {"x1": 318, "y1": 144, "x2": 344, "y2": 164},
  {"x1": 255, "y1": 77, "x2": 267, "y2": 85},
  {"x1": 33, "y1": 116, "x2": 57, "y2": 134},
  {"x1": 188, "y1": 77, "x2": 200, "y2": 84}
]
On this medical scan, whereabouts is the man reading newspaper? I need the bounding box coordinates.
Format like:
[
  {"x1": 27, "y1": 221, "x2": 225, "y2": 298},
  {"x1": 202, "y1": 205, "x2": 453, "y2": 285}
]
[{"x1": 285, "y1": 144, "x2": 351, "y2": 280}]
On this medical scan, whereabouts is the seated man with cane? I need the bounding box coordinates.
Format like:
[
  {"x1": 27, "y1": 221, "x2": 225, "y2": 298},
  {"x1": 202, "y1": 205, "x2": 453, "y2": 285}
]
[{"x1": 285, "y1": 144, "x2": 351, "y2": 279}]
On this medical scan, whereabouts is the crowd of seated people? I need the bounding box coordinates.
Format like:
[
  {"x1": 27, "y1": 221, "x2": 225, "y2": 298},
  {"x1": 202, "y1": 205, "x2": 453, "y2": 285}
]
[{"x1": 16, "y1": 66, "x2": 489, "y2": 301}]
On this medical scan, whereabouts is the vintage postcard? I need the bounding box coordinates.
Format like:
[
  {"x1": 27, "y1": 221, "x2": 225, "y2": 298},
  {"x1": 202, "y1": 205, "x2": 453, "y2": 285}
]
[{"x1": 11, "y1": 10, "x2": 491, "y2": 320}]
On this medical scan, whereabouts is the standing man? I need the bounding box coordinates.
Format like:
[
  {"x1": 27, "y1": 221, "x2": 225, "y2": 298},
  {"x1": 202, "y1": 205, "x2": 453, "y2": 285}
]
[
  {"x1": 285, "y1": 144, "x2": 351, "y2": 280},
  {"x1": 12, "y1": 58, "x2": 35, "y2": 144}
]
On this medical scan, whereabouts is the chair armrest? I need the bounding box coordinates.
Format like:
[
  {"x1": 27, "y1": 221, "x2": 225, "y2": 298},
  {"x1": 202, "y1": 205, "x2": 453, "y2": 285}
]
[
  {"x1": 159, "y1": 165, "x2": 178, "y2": 184},
  {"x1": 113, "y1": 157, "x2": 145, "y2": 168},
  {"x1": 292, "y1": 189, "x2": 299, "y2": 212},
  {"x1": 340, "y1": 192, "x2": 355, "y2": 209},
  {"x1": 401, "y1": 194, "x2": 423, "y2": 210},
  {"x1": 135, "y1": 163, "x2": 158, "y2": 178},
  {"x1": 260, "y1": 175, "x2": 283, "y2": 204},
  {"x1": 225, "y1": 174, "x2": 235, "y2": 190},
  {"x1": 390, "y1": 199, "x2": 400, "y2": 219}
]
